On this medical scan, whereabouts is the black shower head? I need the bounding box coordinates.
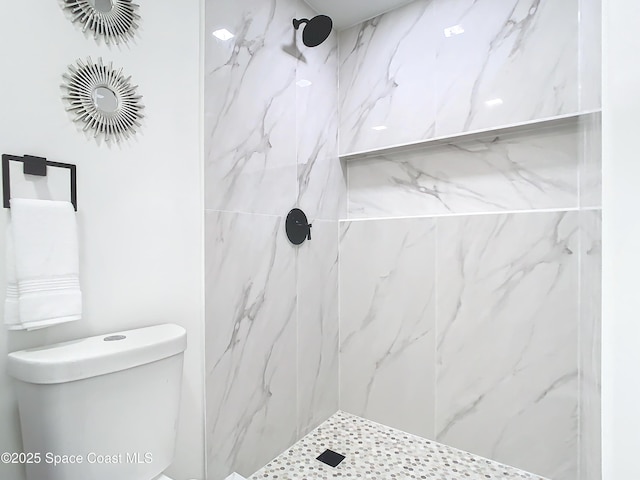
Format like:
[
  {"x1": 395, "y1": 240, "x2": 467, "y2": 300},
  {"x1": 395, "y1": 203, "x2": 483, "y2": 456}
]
[{"x1": 293, "y1": 15, "x2": 333, "y2": 47}]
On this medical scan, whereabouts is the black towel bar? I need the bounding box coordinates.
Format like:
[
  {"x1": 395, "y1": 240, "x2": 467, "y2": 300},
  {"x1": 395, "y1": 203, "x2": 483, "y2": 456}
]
[{"x1": 2, "y1": 154, "x2": 77, "y2": 211}]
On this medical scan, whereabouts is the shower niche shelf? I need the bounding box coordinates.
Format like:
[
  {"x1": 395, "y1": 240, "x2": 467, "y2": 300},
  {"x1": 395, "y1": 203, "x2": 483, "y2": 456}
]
[{"x1": 339, "y1": 109, "x2": 601, "y2": 161}]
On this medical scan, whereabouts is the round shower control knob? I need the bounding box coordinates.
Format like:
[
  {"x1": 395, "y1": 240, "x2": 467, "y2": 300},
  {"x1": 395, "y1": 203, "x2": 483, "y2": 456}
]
[{"x1": 286, "y1": 208, "x2": 312, "y2": 245}]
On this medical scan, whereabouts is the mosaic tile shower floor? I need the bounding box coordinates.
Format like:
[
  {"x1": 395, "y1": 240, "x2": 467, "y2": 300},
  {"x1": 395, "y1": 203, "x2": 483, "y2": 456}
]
[{"x1": 250, "y1": 411, "x2": 547, "y2": 480}]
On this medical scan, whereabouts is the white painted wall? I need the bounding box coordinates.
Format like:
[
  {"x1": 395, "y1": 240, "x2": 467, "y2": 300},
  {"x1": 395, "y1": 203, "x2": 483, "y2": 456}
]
[
  {"x1": 601, "y1": 0, "x2": 640, "y2": 478},
  {"x1": 0, "y1": 2, "x2": 204, "y2": 480}
]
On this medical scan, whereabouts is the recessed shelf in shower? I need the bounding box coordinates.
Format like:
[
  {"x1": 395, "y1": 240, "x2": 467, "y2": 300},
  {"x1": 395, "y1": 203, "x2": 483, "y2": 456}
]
[{"x1": 339, "y1": 109, "x2": 602, "y2": 161}]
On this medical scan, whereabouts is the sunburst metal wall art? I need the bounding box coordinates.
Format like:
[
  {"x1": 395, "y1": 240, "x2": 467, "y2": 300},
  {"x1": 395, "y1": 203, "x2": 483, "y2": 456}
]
[
  {"x1": 62, "y1": 57, "x2": 145, "y2": 143},
  {"x1": 61, "y1": 0, "x2": 140, "y2": 44}
]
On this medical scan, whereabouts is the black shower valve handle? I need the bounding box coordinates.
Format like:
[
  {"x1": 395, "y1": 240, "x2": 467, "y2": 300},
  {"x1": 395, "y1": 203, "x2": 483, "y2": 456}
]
[
  {"x1": 294, "y1": 218, "x2": 312, "y2": 240},
  {"x1": 286, "y1": 208, "x2": 312, "y2": 245}
]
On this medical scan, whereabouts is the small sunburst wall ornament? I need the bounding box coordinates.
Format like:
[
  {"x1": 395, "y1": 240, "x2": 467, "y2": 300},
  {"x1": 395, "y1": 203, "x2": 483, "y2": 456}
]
[
  {"x1": 62, "y1": 57, "x2": 145, "y2": 143},
  {"x1": 62, "y1": 0, "x2": 140, "y2": 44}
]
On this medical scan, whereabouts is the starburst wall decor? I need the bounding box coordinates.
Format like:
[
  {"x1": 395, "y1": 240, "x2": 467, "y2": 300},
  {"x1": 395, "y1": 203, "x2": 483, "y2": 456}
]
[
  {"x1": 61, "y1": 0, "x2": 140, "y2": 44},
  {"x1": 62, "y1": 57, "x2": 145, "y2": 143}
]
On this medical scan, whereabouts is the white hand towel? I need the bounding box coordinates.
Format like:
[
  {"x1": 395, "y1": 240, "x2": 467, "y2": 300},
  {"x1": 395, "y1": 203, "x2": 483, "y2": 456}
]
[
  {"x1": 4, "y1": 224, "x2": 19, "y2": 329},
  {"x1": 4, "y1": 199, "x2": 82, "y2": 331}
]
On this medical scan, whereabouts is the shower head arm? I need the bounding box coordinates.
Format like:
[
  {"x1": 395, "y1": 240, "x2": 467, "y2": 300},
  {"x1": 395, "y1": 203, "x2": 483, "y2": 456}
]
[{"x1": 292, "y1": 18, "x2": 309, "y2": 30}]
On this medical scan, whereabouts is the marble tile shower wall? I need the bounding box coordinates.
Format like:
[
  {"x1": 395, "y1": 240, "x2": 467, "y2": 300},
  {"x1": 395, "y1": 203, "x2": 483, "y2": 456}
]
[
  {"x1": 579, "y1": 209, "x2": 602, "y2": 480},
  {"x1": 347, "y1": 123, "x2": 582, "y2": 219},
  {"x1": 205, "y1": 214, "x2": 338, "y2": 479},
  {"x1": 579, "y1": 0, "x2": 602, "y2": 111},
  {"x1": 204, "y1": 0, "x2": 342, "y2": 478},
  {"x1": 204, "y1": 1, "x2": 601, "y2": 480},
  {"x1": 435, "y1": 212, "x2": 579, "y2": 479},
  {"x1": 338, "y1": 0, "x2": 600, "y2": 155},
  {"x1": 338, "y1": 2, "x2": 601, "y2": 480},
  {"x1": 340, "y1": 210, "x2": 601, "y2": 480},
  {"x1": 205, "y1": 0, "x2": 343, "y2": 219},
  {"x1": 340, "y1": 218, "x2": 437, "y2": 438}
]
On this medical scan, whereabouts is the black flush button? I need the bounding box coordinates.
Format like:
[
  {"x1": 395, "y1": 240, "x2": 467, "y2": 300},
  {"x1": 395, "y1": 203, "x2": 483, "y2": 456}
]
[{"x1": 316, "y1": 449, "x2": 345, "y2": 468}]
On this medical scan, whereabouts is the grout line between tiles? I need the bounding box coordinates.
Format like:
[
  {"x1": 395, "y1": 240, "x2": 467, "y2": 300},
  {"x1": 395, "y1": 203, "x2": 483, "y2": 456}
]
[
  {"x1": 577, "y1": 210, "x2": 584, "y2": 480},
  {"x1": 337, "y1": 220, "x2": 342, "y2": 410},
  {"x1": 433, "y1": 217, "x2": 439, "y2": 441},
  {"x1": 295, "y1": 235, "x2": 301, "y2": 439}
]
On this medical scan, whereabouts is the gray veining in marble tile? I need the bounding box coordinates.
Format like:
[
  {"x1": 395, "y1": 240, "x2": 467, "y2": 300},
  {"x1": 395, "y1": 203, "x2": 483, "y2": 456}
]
[
  {"x1": 338, "y1": 0, "x2": 437, "y2": 154},
  {"x1": 295, "y1": 4, "x2": 345, "y2": 221},
  {"x1": 205, "y1": 0, "x2": 345, "y2": 475},
  {"x1": 297, "y1": 220, "x2": 339, "y2": 436},
  {"x1": 338, "y1": 0, "x2": 580, "y2": 155},
  {"x1": 205, "y1": 211, "x2": 297, "y2": 479},
  {"x1": 436, "y1": 211, "x2": 579, "y2": 480},
  {"x1": 205, "y1": 0, "x2": 297, "y2": 215},
  {"x1": 433, "y1": 0, "x2": 579, "y2": 137},
  {"x1": 579, "y1": 209, "x2": 601, "y2": 480},
  {"x1": 348, "y1": 124, "x2": 579, "y2": 218},
  {"x1": 203, "y1": 2, "x2": 599, "y2": 480},
  {"x1": 339, "y1": 218, "x2": 436, "y2": 438}
]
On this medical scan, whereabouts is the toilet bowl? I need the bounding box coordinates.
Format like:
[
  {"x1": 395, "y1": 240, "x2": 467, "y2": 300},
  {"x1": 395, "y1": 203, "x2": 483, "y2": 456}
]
[{"x1": 7, "y1": 323, "x2": 187, "y2": 480}]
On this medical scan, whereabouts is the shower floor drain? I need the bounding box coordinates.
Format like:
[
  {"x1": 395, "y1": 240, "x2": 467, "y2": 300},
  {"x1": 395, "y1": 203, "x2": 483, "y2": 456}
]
[{"x1": 316, "y1": 449, "x2": 345, "y2": 468}]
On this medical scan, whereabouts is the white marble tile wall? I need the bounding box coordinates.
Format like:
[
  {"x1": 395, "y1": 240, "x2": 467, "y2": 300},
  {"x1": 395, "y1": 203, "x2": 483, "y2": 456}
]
[
  {"x1": 339, "y1": 212, "x2": 582, "y2": 480},
  {"x1": 205, "y1": 211, "x2": 297, "y2": 479},
  {"x1": 205, "y1": 0, "x2": 298, "y2": 215},
  {"x1": 297, "y1": 220, "x2": 339, "y2": 435},
  {"x1": 348, "y1": 123, "x2": 580, "y2": 218},
  {"x1": 205, "y1": 0, "x2": 343, "y2": 220},
  {"x1": 338, "y1": 0, "x2": 438, "y2": 154},
  {"x1": 339, "y1": 0, "x2": 587, "y2": 155},
  {"x1": 436, "y1": 212, "x2": 579, "y2": 480},
  {"x1": 579, "y1": 210, "x2": 602, "y2": 480},
  {"x1": 339, "y1": 218, "x2": 436, "y2": 439},
  {"x1": 205, "y1": 0, "x2": 343, "y2": 477},
  {"x1": 432, "y1": 0, "x2": 579, "y2": 138},
  {"x1": 579, "y1": 0, "x2": 602, "y2": 111},
  {"x1": 340, "y1": 10, "x2": 599, "y2": 477},
  {"x1": 205, "y1": 214, "x2": 340, "y2": 479},
  {"x1": 205, "y1": 2, "x2": 600, "y2": 480},
  {"x1": 295, "y1": 13, "x2": 346, "y2": 221}
]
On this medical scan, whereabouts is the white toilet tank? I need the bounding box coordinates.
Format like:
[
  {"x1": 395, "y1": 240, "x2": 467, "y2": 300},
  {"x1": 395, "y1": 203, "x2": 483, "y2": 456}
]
[{"x1": 7, "y1": 323, "x2": 187, "y2": 480}]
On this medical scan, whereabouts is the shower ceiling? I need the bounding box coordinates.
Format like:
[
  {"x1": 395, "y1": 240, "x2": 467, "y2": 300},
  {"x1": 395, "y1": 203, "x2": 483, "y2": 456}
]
[{"x1": 303, "y1": 0, "x2": 416, "y2": 30}]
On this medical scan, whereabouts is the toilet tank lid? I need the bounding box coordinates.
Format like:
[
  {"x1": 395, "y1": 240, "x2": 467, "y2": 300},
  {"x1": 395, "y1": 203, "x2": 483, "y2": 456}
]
[{"x1": 7, "y1": 324, "x2": 187, "y2": 385}]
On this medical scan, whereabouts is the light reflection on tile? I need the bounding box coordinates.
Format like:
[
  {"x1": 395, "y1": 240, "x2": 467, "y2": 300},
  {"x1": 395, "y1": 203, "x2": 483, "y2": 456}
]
[
  {"x1": 205, "y1": 0, "x2": 297, "y2": 215},
  {"x1": 339, "y1": 0, "x2": 583, "y2": 155},
  {"x1": 338, "y1": 0, "x2": 437, "y2": 154}
]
